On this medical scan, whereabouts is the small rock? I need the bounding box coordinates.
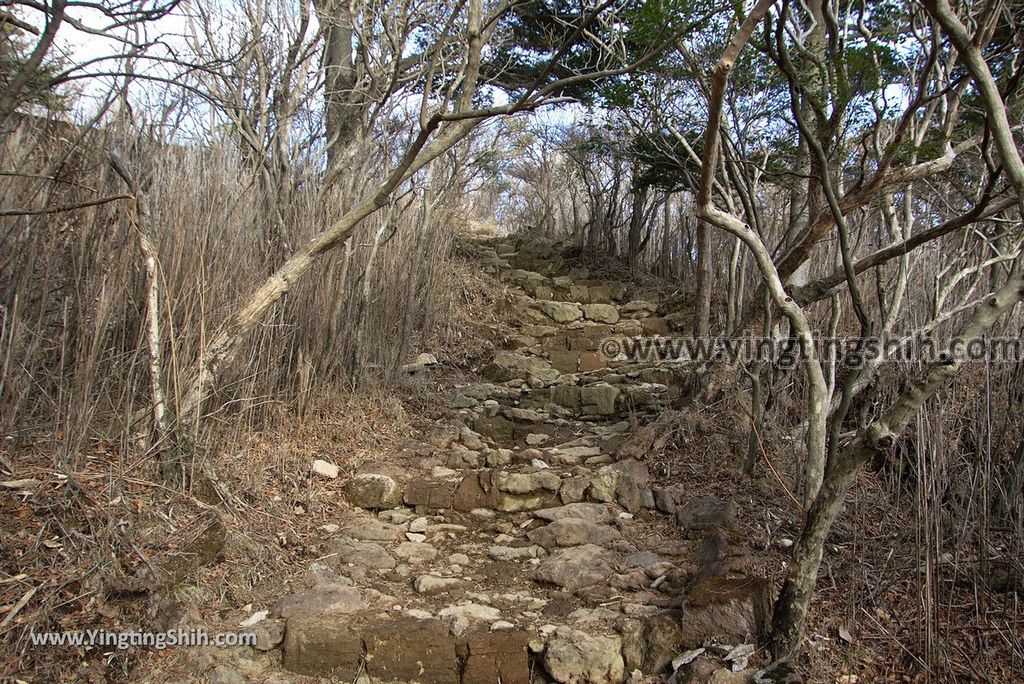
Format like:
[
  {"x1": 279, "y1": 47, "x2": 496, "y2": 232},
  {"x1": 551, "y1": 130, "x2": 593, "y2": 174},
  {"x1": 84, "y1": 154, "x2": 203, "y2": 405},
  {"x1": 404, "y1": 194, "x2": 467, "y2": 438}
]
[
  {"x1": 526, "y1": 433, "x2": 551, "y2": 446},
  {"x1": 406, "y1": 532, "x2": 427, "y2": 542},
  {"x1": 327, "y1": 538, "x2": 396, "y2": 570},
  {"x1": 490, "y1": 620, "x2": 516, "y2": 631},
  {"x1": 652, "y1": 487, "x2": 676, "y2": 515},
  {"x1": 438, "y1": 603, "x2": 502, "y2": 635},
  {"x1": 207, "y1": 665, "x2": 245, "y2": 684},
  {"x1": 451, "y1": 393, "x2": 479, "y2": 409},
  {"x1": 582, "y1": 304, "x2": 620, "y2": 324},
  {"x1": 580, "y1": 383, "x2": 620, "y2": 416},
  {"x1": 558, "y1": 476, "x2": 589, "y2": 504},
  {"x1": 394, "y1": 541, "x2": 438, "y2": 564},
  {"x1": 339, "y1": 518, "x2": 400, "y2": 542},
  {"x1": 537, "y1": 300, "x2": 583, "y2": 323},
  {"x1": 620, "y1": 612, "x2": 685, "y2": 675},
  {"x1": 461, "y1": 426, "x2": 487, "y2": 450},
  {"x1": 678, "y1": 577, "x2": 773, "y2": 648},
  {"x1": 312, "y1": 459, "x2": 340, "y2": 479},
  {"x1": 401, "y1": 352, "x2": 439, "y2": 373},
  {"x1": 252, "y1": 621, "x2": 285, "y2": 651},
  {"x1": 619, "y1": 300, "x2": 657, "y2": 319},
  {"x1": 379, "y1": 509, "x2": 414, "y2": 524},
  {"x1": 489, "y1": 545, "x2": 546, "y2": 560},
  {"x1": 414, "y1": 575, "x2": 468, "y2": 596}
]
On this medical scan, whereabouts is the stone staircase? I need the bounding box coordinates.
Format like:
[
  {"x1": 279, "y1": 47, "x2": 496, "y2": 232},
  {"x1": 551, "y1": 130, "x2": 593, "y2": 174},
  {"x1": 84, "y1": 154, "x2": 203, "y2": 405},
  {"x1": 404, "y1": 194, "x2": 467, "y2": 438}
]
[{"x1": 202, "y1": 236, "x2": 795, "y2": 684}]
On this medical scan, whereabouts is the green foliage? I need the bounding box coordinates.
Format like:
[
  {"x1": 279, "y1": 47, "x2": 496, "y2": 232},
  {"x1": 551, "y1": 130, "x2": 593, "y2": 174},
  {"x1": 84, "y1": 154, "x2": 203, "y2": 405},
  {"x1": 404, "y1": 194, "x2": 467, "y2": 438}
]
[
  {"x1": 484, "y1": 0, "x2": 721, "y2": 104},
  {"x1": 629, "y1": 130, "x2": 702, "y2": 192}
]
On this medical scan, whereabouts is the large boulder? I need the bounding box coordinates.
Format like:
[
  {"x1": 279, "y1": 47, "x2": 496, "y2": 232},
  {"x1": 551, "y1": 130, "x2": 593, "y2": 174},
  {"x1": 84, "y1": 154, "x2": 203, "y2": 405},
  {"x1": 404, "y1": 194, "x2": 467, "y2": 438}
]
[{"x1": 544, "y1": 627, "x2": 625, "y2": 684}]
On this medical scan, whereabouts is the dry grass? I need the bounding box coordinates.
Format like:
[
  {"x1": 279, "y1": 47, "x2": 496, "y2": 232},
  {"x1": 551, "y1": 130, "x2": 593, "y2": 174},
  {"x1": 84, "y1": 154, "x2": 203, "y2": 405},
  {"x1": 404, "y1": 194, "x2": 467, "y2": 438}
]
[{"x1": 0, "y1": 383, "x2": 432, "y2": 682}]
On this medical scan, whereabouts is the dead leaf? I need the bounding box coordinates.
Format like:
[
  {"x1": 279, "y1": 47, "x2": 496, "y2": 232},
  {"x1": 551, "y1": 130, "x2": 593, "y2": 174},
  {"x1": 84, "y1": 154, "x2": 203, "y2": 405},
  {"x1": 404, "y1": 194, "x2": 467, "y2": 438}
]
[{"x1": 671, "y1": 647, "x2": 705, "y2": 670}]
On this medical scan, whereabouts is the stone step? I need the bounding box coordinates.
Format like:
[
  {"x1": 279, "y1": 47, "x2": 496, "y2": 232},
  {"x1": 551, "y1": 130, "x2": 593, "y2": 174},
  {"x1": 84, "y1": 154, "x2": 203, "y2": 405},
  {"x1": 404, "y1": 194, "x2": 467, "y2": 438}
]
[
  {"x1": 266, "y1": 493, "x2": 769, "y2": 684},
  {"x1": 211, "y1": 238, "x2": 786, "y2": 684}
]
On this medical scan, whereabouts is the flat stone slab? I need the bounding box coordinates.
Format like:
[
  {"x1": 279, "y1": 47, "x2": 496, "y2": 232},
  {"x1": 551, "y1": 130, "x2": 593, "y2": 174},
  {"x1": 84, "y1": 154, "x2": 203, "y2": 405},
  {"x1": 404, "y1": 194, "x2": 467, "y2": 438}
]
[
  {"x1": 676, "y1": 495, "x2": 737, "y2": 531},
  {"x1": 282, "y1": 613, "x2": 363, "y2": 677},
  {"x1": 327, "y1": 538, "x2": 396, "y2": 570},
  {"x1": 532, "y1": 544, "x2": 618, "y2": 591},
  {"x1": 464, "y1": 631, "x2": 531, "y2": 684},
  {"x1": 526, "y1": 518, "x2": 622, "y2": 550},
  {"x1": 534, "y1": 503, "x2": 613, "y2": 524},
  {"x1": 678, "y1": 576, "x2": 773, "y2": 648},
  {"x1": 544, "y1": 627, "x2": 625, "y2": 684},
  {"x1": 273, "y1": 584, "x2": 365, "y2": 619},
  {"x1": 364, "y1": 617, "x2": 459, "y2": 684}
]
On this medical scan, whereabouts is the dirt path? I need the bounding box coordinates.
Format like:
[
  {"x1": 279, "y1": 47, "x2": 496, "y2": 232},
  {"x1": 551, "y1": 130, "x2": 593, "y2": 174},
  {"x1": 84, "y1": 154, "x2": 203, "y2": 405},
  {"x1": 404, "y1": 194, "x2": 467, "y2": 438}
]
[{"x1": 168, "y1": 236, "x2": 787, "y2": 684}]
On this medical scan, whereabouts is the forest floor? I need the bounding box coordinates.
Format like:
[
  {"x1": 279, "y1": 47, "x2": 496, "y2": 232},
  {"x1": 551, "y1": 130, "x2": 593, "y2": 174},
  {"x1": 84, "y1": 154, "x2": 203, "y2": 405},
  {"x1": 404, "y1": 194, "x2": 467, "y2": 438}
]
[{"x1": 1, "y1": 234, "x2": 1021, "y2": 683}]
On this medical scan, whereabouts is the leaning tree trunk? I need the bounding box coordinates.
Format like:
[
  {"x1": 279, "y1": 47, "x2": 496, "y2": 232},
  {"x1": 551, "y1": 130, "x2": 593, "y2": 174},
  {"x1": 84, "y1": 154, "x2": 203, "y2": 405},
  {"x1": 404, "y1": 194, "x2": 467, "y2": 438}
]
[{"x1": 772, "y1": 265, "x2": 1024, "y2": 657}]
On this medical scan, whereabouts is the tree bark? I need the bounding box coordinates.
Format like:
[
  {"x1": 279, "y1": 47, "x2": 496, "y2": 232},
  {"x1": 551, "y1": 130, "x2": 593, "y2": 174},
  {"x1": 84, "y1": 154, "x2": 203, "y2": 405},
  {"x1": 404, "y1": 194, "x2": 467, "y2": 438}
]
[
  {"x1": 693, "y1": 219, "x2": 712, "y2": 337},
  {"x1": 773, "y1": 264, "x2": 1024, "y2": 657}
]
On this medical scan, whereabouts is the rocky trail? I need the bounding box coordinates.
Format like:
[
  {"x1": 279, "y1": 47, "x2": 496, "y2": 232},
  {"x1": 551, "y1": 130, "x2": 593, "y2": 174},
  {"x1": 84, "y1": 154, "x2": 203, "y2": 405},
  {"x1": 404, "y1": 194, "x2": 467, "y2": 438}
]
[{"x1": 185, "y1": 237, "x2": 796, "y2": 684}]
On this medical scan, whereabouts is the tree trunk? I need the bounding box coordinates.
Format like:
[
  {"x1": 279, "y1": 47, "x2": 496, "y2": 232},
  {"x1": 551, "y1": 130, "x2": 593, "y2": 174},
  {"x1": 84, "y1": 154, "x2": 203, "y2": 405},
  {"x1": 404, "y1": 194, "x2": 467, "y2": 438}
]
[
  {"x1": 315, "y1": 0, "x2": 359, "y2": 169},
  {"x1": 626, "y1": 184, "x2": 648, "y2": 269},
  {"x1": 693, "y1": 219, "x2": 712, "y2": 337},
  {"x1": 773, "y1": 265, "x2": 1024, "y2": 657}
]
